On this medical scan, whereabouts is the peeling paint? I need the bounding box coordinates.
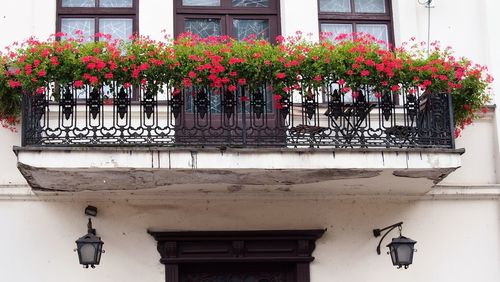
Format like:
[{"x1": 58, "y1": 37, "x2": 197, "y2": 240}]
[
  {"x1": 18, "y1": 163, "x2": 384, "y2": 192},
  {"x1": 392, "y1": 168, "x2": 457, "y2": 184}
]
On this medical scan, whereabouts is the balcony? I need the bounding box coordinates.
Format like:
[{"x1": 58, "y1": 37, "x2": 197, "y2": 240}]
[{"x1": 14, "y1": 82, "x2": 463, "y2": 195}]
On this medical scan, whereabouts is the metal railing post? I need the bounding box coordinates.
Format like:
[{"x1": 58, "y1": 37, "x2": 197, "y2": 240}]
[{"x1": 447, "y1": 92, "x2": 456, "y2": 149}]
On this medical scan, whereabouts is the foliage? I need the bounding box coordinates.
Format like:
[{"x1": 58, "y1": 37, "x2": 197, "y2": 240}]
[{"x1": 0, "y1": 31, "x2": 492, "y2": 135}]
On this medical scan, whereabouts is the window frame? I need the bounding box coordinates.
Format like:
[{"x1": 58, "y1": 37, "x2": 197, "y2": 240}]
[
  {"x1": 317, "y1": 0, "x2": 394, "y2": 45},
  {"x1": 174, "y1": 0, "x2": 281, "y2": 43},
  {"x1": 56, "y1": 0, "x2": 139, "y2": 40}
]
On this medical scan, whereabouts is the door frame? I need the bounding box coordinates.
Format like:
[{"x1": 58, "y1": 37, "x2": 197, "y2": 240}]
[{"x1": 148, "y1": 229, "x2": 326, "y2": 282}]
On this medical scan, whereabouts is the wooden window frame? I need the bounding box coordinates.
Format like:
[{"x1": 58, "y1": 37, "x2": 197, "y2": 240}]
[
  {"x1": 174, "y1": 0, "x2": 281, "y2": 43},
  {"x1": 148, "y1": 230, "x2": 326, "y2": 282},
  {"x1": 318, "y1": 0, "x2": 394, "y2": 45},
  {"x1": 56, "y1": 0, "x2": 139, "y2": 39}
]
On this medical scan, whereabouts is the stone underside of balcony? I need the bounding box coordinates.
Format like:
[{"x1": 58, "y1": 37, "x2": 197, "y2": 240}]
[{"x1": 13, "y1": 146, "x2": 464, "y2": 195}]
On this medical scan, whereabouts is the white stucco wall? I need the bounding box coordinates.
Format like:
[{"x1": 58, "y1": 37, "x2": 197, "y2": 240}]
[
  {"x1": 0, "y1": 2, "x2": 499, "y2": 282},
  {"x1": 0, "y1": 197, "x2": 498, "y2": 282}
]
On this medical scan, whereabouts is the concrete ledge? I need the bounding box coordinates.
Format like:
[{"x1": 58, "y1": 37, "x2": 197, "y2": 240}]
[{"x1": 14, "y1": 146, "x2": 463, "y2": 195}]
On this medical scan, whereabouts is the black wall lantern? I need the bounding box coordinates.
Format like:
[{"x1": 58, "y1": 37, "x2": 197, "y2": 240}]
[
  {"x1": 75, "y1": 206, "x2": 104, "y2": 268},
  {"x1": 373, "y1": 222, "x2": 417, "y2": 269}
]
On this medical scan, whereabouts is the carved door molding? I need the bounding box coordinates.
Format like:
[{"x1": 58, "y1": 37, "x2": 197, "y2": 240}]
[{"x1": 148, "y1": 230, "x2": 326, "y2": 282}]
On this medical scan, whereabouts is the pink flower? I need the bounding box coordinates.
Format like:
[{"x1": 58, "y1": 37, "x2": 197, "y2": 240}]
[
  {"x1": 238, "y1": 78, "x2": 246, "y2": 86},
  {"x1": 124, "y1": 82, "x2": 132, "y2": 89},
  {"x1": 341, "y1": 87, "x2": 351, "y2": 93},
  {"x1": 73, "y1": 80, "x2": 84, "y2": 88},
  {"x1": 104, "y1": 73, "x2": 113, "y2": 79},
  {"x1": 96, "y1": 61, "x2": 107, "y2": 71},
  {"x1": 276, "y1": 72, "x2": 286, "y2": 79},
  {"x1": 38, "y1": 69, "x2": 46, "y2": 77},
  {"x1": 228, "y1": 85, "x2": 237, "y2": 92},
  {"x1": 313, "y1": 75, "x2": 322, "y2": 82},
  {"x1": 360, "y1": 70, "x2": 370, "y2": 76},
  {"x1": 338, "y1": 79, "x2": 345, "y2": 85},
  {"x1": 8, "y1": 80, "x2": 21, "y2": 88},
  {"x1": 188, "y1": 71, "x2": 197, "y2": 78},
  {"x1": 391, "y1": 85, "x2": 400, "y2": 92},
  {"x1": 89, "y1": 76, "x2": 99, "y2": 85},
  {"x1": 36, "y1": 87, "x2": 45, "y2": 94},
  {"x1": 50, "y1": 56, "x2": 59, "y2": 66},
  {"x1": 183, "y1": 78, "x2": 192, "y2": 87}
]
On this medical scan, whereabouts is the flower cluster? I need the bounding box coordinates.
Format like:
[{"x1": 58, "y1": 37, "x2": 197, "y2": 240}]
[{"x1": 0, "y1": 31, "x2": 492, "y2": 134}]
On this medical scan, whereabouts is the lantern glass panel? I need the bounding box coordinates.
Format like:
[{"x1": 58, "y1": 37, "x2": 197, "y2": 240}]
[
  {"x1": 396, "y1": 244, "x2": 413, "y2": 264},
  {"x1": 389, "y1": 245, "x2": 397, "y2": 265},
  {"x1": 80, "y1": 243, "x2": 97, "y2": 264}
]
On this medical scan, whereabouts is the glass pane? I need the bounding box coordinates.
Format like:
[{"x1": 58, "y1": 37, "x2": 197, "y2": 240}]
[
  {"x1": 61, "y1": 0, "x2": 95, "y2": 7},
  {"x1": 319, "y1": 0, "x2": 351, "y2": 12},
  {"x1": 320, "y1": 23, "x2": 353, "y2": 41},
  {"x1": 99, "y1": 0, "x2": 133, "y2": 7},
  {"x1": 233, "y1": 19, "x2": 270, "y2": 41},
  {"x1": 354, "y1": 0, "x2": 386, "y2": 13},
  {"x1": 357, "y1": 24, "x2": 388, "y2": 43},
  {"x1": 80, "y1": 244, "x2": 96, "y2": 264},
  {"x1": 182, "y1": 0, "x2": 220, "y2": 6},
  {"x1": 61, "y1": 18, "x2": 95, "y2": 42},
  {"x1": 232, "y1": 0, "x2": 270, "y2": 7},
  {"x1": 185, "y1": 18, "x2": 221, "y2": 38},
  {"x1": 99, "y1": 18, "x2": 133, "y2": 41}
]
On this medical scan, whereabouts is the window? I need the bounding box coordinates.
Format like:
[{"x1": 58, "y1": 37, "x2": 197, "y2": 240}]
[
  {"x1": 56, "y1": 0, "x2": 138, "y2": 41},
  {"x1": 318, "y1": 0, "x2": 393, "y2": 44},
  {"x1": 148, "y1": 230, "x2": 325, "y2": 282},
  {"x1": 175, "y1": 0, "x2": 280, "y2": 42}
]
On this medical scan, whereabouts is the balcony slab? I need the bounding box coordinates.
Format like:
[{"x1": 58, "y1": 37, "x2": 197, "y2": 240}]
[{"x1": 13, "y1": 146, "x2": 464, "y2": 195}]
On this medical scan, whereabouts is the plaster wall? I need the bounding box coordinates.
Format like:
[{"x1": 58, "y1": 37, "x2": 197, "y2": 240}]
[{"x1": 0, "y1": 197, "x2": 498, "y2": 282}]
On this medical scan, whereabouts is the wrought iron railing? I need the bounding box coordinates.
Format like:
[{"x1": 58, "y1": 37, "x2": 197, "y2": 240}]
[{"x1": 21, "y1": 82, "x2": 455, "y2": 148}]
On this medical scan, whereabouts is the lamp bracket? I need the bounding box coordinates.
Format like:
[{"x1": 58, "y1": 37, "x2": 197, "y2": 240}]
[
  {"x1": 85, "y1": 205, "x2": 98, "y2": 217},
  {"x1": 373, "y1": 222, "x2": 403, "y2": 255},
  {"x1": 87, "y1": 218, "x2": 96, "y2": 235}
]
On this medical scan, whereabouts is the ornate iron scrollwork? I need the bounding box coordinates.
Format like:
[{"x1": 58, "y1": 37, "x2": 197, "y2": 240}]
[
  {"x1": 222, "y1": 90, "x2": 236, "y2": 119},
  {"x1": 326, "y1": 89, "x2": 343, "y2": 119},
  {"x1": 170, "y1": 92, "x2": 182, "y2": 119},
  {"x1": 405, "y1": 93, "x2": 417, "y2": 123},
  {"x1": 195, "y1": 88, "x2": 209, "y2": 119},
  {"x1": 381, "y1": 91, "x2": 393, "y2": 121},
  {"x1": 115, "y1": 87, "x2": 130, "y2": 119},
  {"x1": 32, "y1": 93, "x2": 48, "y2": 122},
  {"x1": 352, "y1": 90, "x2": 368, "y2": 117},
  {"x1": 87, "y1": 88, "x2": 102, "y2": 120},
  {"x1": 279, "y1": 96, "x2": 290, "y2": 119},
  {"x1": 142, "y1": 94, "x2": 156, "y2": 119},
  {"x1": 61, "y1": 86, "x2": 75, "y2": 120},
  {"x1": 303, "y1": 91, "x2": 318, "y2": 120},
  {"x1": 251, "y1": 89, "x2": 265, "y2": 119}
]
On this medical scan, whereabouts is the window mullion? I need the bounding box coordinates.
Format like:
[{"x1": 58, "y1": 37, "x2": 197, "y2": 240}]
[{"x1": 95, "y1": 16, "x2": 99, "y2": 40}]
